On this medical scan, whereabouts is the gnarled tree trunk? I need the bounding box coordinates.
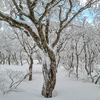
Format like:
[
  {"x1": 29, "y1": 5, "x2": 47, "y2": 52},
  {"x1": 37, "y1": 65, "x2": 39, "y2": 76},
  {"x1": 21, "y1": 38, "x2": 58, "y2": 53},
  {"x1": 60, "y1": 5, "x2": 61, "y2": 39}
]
[{"x1": 41, "y1": 49, "x2": 56, "y2": 98}]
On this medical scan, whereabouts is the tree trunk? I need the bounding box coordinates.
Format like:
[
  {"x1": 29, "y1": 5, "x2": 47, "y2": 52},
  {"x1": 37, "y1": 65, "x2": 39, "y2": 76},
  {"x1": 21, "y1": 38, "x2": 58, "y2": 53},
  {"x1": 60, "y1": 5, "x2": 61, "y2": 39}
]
[
  {"x1": 75, "y1": 43, "x2": 79, "y2": 79},
  {"x1": 41, "y1": 50, "x2": 56, "y2": 98},
  {"x1": 95, "y1": 76, "x2": 100, "y2": 84},
  {"x1": 20, "y1": 51, "x2": 23, "y2": 66},
  {"x1": 29, "y1": 56, "x2": 33, "y2": 81},
  {"x1": 37, "y1": 26, "x2": 57, "y2": 98},
  {"x1": 84, "y1": 45, "x2": 90, "y2": 75},
  {"x1": 76, "y1": 54, "x2": 79, "y2": 79},
  {"x1": 83, "y1": 35, "x2": 90, "y2": 75},
  {"x1": 71, "y1": 53, "x2": 74, "y2": 68},
  {"x1": 8, "y1": 54, "x2": 11, "y2": 65}
]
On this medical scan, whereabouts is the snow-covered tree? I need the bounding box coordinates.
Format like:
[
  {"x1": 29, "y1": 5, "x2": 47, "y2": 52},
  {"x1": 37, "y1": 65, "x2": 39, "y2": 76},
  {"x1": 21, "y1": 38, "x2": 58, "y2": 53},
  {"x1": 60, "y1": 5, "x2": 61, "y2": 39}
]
[
  {"x1": 0, "y1": 26, "x2": 22, "y2": 65},
  {"x1": 0, "y1": 0, "x2": 99, "y2": 98},
  {"x1": 13, "y1": 28, "x2": 37, "y2": 81}
]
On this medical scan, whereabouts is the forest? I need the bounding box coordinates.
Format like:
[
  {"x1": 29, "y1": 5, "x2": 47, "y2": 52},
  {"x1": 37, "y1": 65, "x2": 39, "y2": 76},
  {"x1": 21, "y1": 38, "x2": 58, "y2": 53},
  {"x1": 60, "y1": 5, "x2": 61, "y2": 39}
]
[{"x1": 0, "y1": 0, "x2": 100, "y2": 99}]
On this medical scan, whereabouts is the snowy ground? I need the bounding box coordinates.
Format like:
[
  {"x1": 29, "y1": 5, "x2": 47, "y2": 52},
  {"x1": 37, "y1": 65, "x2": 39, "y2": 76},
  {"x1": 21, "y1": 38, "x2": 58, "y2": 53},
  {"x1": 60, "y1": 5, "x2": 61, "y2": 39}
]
[{"x1": 0, "y1": 63, "x2": 100, "y2": 100}]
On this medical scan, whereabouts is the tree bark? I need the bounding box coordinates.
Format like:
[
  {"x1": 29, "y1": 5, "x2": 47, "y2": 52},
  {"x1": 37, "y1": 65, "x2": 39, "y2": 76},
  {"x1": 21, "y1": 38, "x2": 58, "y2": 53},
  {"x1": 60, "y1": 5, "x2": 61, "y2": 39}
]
[
  {"x1": 84, "y1": 45, "x2": 90, "y2": 75},
  {"x1": 41, "y1": 50, "x2": 56, "y2": 98},
  {"x1": 29, "y1": 56, "x2": 33, "y2": 81},
  {"x1": 83, "y1": 35, "x2": 90, "y2": 75},
  {"x1": 95, "y1": 76, "x2": 100, "y2": 84},
  {"x1": 20, "y1": 51, "x2": 23, "y2": 66},
  {"x1": 76, "y1": 54, "x2": 79, "y2": 79}
]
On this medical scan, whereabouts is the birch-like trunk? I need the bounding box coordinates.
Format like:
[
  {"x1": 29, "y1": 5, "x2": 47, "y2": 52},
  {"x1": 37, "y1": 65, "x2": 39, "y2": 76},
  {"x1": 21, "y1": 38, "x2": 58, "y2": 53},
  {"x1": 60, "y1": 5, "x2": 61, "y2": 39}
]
[{"x1": 41, "y1": 50, "x2": 56, "y2": 98}]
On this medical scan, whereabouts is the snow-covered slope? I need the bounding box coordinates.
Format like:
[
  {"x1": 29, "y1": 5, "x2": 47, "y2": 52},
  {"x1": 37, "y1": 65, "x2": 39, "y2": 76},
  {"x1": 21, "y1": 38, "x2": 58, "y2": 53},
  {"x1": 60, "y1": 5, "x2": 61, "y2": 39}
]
[{"x1": 0, "y1": 64, "x2": 100, "y2": 100}]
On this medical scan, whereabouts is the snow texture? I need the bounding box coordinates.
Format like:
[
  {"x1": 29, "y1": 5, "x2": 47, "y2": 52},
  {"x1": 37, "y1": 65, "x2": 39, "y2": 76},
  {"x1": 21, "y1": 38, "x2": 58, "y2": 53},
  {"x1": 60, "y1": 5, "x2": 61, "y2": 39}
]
[
  {"x1": 0, "y1": 63, "x2": 100, "y2": 100},
  {"x1": 41, "y1": 50, "x2": 51, "y2": 71}
]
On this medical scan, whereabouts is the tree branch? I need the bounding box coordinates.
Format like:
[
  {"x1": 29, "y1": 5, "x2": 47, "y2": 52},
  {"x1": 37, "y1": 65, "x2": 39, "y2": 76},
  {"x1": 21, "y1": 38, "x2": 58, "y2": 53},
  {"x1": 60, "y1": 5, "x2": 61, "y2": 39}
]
[
  {"x1": 61, "y1": 0, "x2": 72, "y2": 24},
  {"x1": 52, "y1": 0, "x2": 96, "y2": 48},
  {"x1": 39, "y1": 0, "x2": 56, "y2": 23},
  {"x1": 45, "y1": 19, "x2": 49, "y2": 44},
  {"x1": 26, "y1": 0, "x2": 38, "y2": 24},
  {"x1": 0, "y1": 11, "x2": 42, "y2": 49}
]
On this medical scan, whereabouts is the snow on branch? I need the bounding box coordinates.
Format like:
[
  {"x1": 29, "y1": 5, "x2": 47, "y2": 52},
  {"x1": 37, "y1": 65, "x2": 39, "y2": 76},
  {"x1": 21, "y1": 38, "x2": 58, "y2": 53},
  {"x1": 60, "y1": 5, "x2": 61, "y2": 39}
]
[
  {"x1": 52, "y1": 0, "x2": 98, "y2": 48},
  {"x1": 0, "y1": 69, "x2": 25, "y2": 94}
]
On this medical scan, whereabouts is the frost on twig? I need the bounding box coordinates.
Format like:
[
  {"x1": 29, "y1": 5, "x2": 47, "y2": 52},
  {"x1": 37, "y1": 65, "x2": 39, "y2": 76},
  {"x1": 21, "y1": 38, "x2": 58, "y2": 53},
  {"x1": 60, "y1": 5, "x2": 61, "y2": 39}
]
[
  {"x1": 0, "y1": 69, "x2": 26, "y2": 94},
  {"x1": 0, "y1": 68, "x2": 42, "y2": 94}
]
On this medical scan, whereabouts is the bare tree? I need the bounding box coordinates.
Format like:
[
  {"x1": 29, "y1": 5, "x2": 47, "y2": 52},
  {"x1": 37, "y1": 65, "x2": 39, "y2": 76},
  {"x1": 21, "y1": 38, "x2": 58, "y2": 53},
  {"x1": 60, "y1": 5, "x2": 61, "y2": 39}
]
[{"x1": 13, "y1": 29, "x2": 37, "y2": 81}]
